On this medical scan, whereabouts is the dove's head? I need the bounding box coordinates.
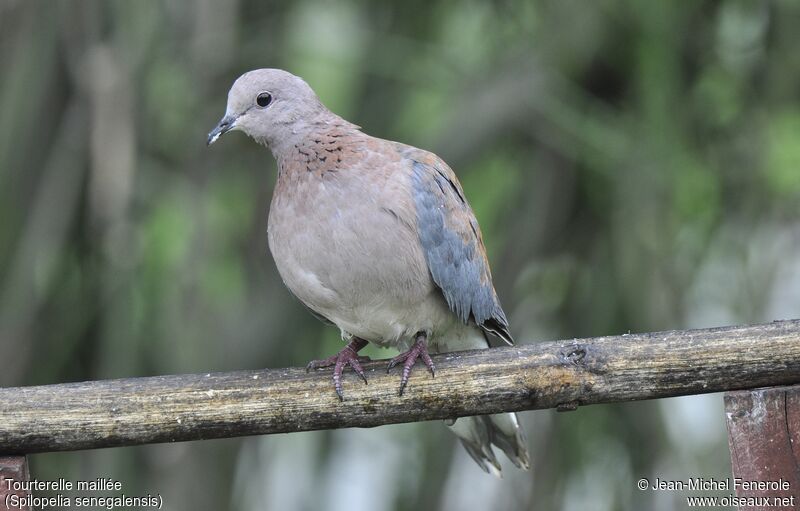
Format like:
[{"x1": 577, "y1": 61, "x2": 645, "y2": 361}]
[{"x1": 207, "y1": 69, "x2": 329, "y2": 148}]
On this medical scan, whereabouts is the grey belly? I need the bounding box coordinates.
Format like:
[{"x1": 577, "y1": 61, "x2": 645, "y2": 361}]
[{"x1": 267, "y1": 196, "x2": 446, "y2": 346}]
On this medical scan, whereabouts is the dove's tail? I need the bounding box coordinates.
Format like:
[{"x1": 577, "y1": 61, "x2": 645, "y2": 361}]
[
  {"x1": 445, "y1": 413, "x2": 530, "y2": 477},
  {"x1": 433, "y1": 324, "x2": 531, "y2": 477}
]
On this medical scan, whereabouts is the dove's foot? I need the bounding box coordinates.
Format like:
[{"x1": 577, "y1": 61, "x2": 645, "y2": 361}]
[
  {"x1": 387, "y1": 332, "x2": 435, "y2": 396},
  {"x1": 306, "y1": 337, "x2": 370, "y2": 400}
]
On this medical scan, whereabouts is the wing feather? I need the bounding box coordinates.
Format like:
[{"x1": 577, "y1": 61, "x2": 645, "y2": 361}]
[{"x1": 408, "y1": 156, "x2": 513, "y2": 345}]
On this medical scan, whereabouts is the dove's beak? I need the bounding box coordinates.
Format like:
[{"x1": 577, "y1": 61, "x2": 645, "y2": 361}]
[{"x1": 207, "y1": 115, "x2": 237, "y2": 146}]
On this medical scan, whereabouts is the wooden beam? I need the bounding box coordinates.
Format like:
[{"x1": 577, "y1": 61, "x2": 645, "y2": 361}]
[
  {"x1": 725, "y1": 385, "x2": 799, "y2": 509},
  {"x1": 1, "y1": 320, "x2": 800, "y2": 453},
  {"x1": 0, "y1": 456, "x2": 30, "y2": 511}
]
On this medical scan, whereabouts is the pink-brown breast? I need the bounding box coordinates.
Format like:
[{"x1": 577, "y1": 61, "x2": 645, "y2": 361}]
[{"x1": 266, "y1": 130, "x2": 452, "y2": 345}]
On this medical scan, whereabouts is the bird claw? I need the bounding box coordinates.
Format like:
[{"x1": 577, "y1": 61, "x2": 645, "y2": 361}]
[
  {"x1": 306, "y1": 354, "x2": 371, "y2": 371},
  {"x1": 387, "y1": 333, "x2": 435, "y2": 396},
  {"x1": 306, "y1": 338, "x2": 370, "y2": 400}
]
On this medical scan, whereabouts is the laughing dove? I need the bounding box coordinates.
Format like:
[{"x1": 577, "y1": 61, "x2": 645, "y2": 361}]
[{"x1": 207, "y1": 69, "x2": 529, "y2": 475}]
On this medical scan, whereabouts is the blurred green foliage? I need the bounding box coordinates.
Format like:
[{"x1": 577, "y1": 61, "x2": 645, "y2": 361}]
[{"x1": 1, "y1": 0, "x2": 798, "y2": 509}]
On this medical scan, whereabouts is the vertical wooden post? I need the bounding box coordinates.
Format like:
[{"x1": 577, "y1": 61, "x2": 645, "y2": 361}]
[
  {"x1": 0, "y1": 456, "x2": 30, "y2": 511},
  {"x1": 725, "y1": 385, "x2": 799, "y2": 510}
]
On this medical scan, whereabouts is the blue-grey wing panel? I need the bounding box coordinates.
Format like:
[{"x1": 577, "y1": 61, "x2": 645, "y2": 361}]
[{"x1": 410, "y1": 160, "x2": 512, "y2": 344}]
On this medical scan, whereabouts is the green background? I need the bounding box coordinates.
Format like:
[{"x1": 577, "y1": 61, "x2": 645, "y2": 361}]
[{"x1": 1, "y1": 1, "x2": 797, "y2": 509}]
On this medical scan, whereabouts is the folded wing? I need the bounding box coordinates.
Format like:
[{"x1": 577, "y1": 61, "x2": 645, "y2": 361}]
[{"x1": 407, "y1": 155, "x2": 513, "y2": 345}]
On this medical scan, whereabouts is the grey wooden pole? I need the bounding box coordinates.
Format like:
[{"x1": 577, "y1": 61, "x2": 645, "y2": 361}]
[{"x1": 0, "y1": 320, "x2": 799, "y2": 453}]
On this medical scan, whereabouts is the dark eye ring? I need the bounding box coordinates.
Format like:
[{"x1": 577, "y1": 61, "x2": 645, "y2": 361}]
[{"x1": 256, "y1": 92, "x2": 272, "y2": 108}]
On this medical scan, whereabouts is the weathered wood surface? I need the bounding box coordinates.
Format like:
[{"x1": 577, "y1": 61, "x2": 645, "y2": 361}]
[
  {"x1": 0, "y1": 456, "x2": 30, "y2": 511},
  {"x1": 725, "y1": 386, "x2": 800, "y2": 510},
  {"x1": 1, "y1": 320, "x2": 800, "y2": 453}
]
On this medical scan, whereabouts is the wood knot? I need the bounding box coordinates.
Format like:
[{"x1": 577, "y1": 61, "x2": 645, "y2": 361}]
[
  {"x1": 560, "y1": 343, "x2": 608, "y2": 375},
  {"x1": 562, "y1": 345, "x2": 587, "y2": 366}
]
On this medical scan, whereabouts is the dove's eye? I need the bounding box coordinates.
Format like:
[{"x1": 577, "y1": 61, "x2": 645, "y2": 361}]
[{"x1": 256, "y1": 92, "x2": 273, "y2": 108}]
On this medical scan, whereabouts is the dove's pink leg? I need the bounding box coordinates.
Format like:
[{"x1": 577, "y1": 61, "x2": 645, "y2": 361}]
[
  {"x1": 306, "y1": 337, "x2": 370, "y2": 400},
  {"x1": 387, "y1": 332, "x2": 435, "y2": 396}
]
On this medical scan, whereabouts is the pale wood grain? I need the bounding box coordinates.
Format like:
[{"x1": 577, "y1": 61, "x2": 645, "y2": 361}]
[{"x1": 2, "y1": 320, "x2": 800, "y2": 453}]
